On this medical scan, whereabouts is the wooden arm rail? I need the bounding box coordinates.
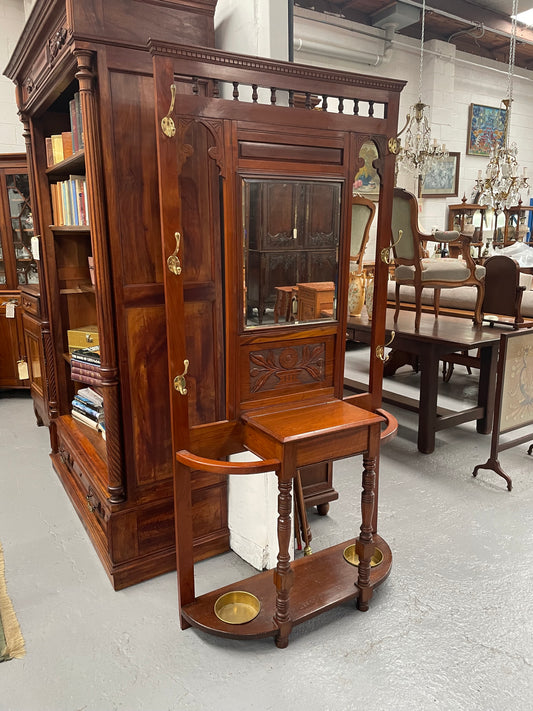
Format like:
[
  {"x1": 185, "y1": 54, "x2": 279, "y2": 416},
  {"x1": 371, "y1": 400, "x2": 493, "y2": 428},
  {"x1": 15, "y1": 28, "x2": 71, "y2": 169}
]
[
  {"x1": 176, "y1": 449, "x2": 280, "y2": 475},
  {"x1": 376, "y1": 408, "x2": 398, "y2": 443}
]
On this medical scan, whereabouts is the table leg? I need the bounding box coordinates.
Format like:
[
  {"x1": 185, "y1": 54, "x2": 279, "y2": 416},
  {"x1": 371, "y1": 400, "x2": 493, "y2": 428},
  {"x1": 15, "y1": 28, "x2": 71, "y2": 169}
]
[
  {"x1": 417, "y1": 350, "x2": 439, "y2": 454},
  {"x1": 274, "y1": 477, "x2": 294, "y2": 648},
  {"x1": 356, "y1": 447, "x2": 377, "y2": 611},
  {"x1": 476, "y1": 343, "x2": 499, "y2": 434}
]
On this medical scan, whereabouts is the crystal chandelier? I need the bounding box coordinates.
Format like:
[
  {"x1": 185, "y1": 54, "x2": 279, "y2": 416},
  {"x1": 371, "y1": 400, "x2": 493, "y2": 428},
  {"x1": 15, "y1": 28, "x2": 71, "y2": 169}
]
[
  {"x1": 475, "y1": 0, "x2": 529, "y2": 211},
  {"x1": 396, "y1": 0, "x2": 448, "y2": 177}
]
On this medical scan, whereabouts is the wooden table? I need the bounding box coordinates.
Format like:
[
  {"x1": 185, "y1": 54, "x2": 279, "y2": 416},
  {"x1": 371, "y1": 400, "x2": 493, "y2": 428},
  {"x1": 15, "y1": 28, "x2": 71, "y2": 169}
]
[{"x1": 346, "y1": 310, "x2": 501, "y2": 454}]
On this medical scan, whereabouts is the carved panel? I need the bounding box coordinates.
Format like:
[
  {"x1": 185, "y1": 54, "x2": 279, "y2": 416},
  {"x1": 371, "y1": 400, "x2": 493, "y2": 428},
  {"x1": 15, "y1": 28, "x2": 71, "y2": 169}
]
[{"x1": 249, "y1": 343, "x2": 326, "y2": 393}]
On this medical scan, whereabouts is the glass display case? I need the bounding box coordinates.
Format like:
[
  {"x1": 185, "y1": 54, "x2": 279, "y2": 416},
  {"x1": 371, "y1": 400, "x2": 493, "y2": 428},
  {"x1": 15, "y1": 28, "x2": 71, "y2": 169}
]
[{"x1": 0, "y1": 154, "x2": 37, "y2": 389}]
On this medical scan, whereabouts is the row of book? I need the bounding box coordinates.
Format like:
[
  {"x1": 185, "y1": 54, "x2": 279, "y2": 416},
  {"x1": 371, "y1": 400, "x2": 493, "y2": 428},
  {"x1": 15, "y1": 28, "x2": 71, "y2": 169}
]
[
  {"x1": 50, "y1": 175, "x2": 89, "y2": 227},
  {"x1": 71, "y1": 386, "x2": 105, "y2": 439},
  {"x1": 71, "y1": 346, "x2": 101, "y2": 386},
  {"x1": 45, "y1": 92, "x2": 84, "y2": 166}
]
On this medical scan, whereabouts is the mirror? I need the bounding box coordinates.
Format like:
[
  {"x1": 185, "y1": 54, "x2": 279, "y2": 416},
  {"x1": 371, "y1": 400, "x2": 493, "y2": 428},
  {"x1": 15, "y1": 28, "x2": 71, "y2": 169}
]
[{"x1": 242, "y1": 178, "x2": 341, "y2": 328}]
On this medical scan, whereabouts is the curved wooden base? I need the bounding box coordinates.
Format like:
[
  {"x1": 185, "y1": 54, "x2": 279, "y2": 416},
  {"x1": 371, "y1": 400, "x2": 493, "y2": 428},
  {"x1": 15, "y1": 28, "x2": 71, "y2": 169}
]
[{"x1": 181, "y1": 535, "x2": 391, "y2": 643}]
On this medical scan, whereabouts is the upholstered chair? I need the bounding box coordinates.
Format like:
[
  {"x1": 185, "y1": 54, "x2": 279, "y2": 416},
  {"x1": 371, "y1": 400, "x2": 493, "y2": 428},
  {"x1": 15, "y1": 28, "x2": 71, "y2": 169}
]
[{"x1": 391, "y1": 187, "x2": 486, "y2": 330}]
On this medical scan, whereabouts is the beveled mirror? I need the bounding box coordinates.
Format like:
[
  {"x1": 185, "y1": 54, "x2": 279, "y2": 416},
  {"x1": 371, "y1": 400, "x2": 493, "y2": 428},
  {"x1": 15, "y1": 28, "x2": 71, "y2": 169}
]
[{"x1": 242, "y1": 177, "x2": 341, "y2": 328}]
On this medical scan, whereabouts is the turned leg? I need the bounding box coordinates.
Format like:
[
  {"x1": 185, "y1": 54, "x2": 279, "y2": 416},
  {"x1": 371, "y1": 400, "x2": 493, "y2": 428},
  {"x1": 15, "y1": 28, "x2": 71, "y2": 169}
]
[
  {"x1": 356, "y1": 452, "x2": 376, "y2": 611},
  {"x1": 274, "y1": 478, "x2": 294, "y2": 648}
]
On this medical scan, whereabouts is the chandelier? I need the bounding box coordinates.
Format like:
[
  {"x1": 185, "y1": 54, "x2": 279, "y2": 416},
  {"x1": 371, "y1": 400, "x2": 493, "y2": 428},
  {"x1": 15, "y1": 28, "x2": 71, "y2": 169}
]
[
  {"x1": 396, "y1": 0, "x2": 448, "y2": 177},
  {"x1": 475, "y1": 0, "x2": 529, "y2": 211}
]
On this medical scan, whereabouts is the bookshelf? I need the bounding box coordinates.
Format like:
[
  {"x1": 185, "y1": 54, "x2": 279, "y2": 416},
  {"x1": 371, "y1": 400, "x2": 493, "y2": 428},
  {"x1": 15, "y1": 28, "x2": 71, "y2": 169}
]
[{"x1": 4, "y1": 0, "x2": 225, "y2": 589}]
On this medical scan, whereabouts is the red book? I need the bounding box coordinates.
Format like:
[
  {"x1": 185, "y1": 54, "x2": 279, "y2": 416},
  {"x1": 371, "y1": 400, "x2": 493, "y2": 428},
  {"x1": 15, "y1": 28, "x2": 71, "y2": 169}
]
[{"x1": 71, "y1": 367, "x2": 102, "y2": 386}]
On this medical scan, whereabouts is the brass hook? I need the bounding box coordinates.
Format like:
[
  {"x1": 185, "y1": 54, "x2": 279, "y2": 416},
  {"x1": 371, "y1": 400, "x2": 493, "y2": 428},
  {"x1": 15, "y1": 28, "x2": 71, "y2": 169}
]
[
  {"x1": 173, "y1": 359, "x2": 189, "y2": 395},
  {"x1": 376, "y1": 331, "x2": 395, "y2": 362},
  {"x1": 381, "y1": 229, "x2": 403, "y2": 265},
  {"x1": 167, "y1": 231, "x2": 182, "y2": 275},
  {"x1": 161, "y1": 84, "x2": 176, "y2": 137}
]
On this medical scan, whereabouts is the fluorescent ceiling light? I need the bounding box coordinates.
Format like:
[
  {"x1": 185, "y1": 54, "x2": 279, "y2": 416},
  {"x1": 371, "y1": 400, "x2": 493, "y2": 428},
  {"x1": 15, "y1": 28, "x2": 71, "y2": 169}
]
[{"x1": 513, "y1": 8, "x2": 533, "y2": 25}]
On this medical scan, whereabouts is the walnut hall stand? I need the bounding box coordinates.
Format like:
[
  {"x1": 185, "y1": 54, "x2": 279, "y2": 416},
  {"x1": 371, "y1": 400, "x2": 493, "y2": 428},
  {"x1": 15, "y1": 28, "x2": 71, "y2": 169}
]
[{"x1": 176, "y1": 399, "x2": 392, "y2": 648}]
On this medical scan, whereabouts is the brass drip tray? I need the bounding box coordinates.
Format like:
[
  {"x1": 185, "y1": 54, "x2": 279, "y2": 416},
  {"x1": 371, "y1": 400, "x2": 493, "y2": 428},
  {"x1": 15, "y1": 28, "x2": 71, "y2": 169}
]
[
  {"x1": 214, "y1": 591, "x2": 261, "y2": 624},
  {"x1": 343, "y1": 544, "x2": 383, "y2": 568}
]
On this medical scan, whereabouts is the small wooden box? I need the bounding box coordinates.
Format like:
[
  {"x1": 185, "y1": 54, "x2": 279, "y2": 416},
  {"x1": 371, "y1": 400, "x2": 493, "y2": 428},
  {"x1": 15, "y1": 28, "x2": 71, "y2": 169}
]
[
  {"x1": 67, "y1": 324, "x2": 99, "y2": 353},
  {"x1": 297, "y1": 282, "x2": 335, "y2": 321}
]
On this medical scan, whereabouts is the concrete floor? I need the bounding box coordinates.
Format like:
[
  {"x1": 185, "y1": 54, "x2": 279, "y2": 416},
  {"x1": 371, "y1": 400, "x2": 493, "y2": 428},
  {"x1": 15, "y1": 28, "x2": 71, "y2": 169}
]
[{"x1": 1, "y1": 356, "x2": 533, "y2": 711}]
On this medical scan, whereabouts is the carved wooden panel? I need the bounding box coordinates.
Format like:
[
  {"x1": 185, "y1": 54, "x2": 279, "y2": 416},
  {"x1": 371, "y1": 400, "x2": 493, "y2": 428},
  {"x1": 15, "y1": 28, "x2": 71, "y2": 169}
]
[{"x1": 239, "y1": 335, "x2": 335, "y2": 406}]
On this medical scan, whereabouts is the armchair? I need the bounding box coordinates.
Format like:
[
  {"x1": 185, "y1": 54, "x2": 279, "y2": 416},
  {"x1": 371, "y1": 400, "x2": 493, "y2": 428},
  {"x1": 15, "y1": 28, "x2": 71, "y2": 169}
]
[{"x1": 391, "y1": 188, "x2": 486, "y2": 330}]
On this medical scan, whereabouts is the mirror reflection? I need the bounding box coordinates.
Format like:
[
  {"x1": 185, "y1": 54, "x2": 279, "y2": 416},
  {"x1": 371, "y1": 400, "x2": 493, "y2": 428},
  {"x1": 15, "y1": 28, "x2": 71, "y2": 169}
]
[{"x1": 243, "y1": 178, "x2": 341, "y2": 328}]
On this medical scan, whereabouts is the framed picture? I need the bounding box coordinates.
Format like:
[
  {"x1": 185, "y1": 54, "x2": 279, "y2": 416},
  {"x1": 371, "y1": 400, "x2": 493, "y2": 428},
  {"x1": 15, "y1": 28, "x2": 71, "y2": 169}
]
[
  {"x1": 418, "y1": 152, "x2": 460, "y2": 198},
  {"x1": 467, "y1": 103, "x2": 506, "y2": 156},
  {"x1": 352, "y1": 140, "x2": 380, "y2": 201}
]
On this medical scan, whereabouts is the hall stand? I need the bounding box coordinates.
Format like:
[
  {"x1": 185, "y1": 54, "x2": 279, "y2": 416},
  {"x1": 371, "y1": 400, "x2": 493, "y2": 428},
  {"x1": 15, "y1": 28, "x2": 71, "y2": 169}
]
[{"x1": 151, "y1": 43, "x2": 404, "y2": 646}]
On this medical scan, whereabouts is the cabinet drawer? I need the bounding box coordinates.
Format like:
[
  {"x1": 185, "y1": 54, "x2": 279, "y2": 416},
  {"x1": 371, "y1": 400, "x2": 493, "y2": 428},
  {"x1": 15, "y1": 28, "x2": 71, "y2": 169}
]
[{"x1": 21, "y1": 291, "x2": 41, "y2": 317}]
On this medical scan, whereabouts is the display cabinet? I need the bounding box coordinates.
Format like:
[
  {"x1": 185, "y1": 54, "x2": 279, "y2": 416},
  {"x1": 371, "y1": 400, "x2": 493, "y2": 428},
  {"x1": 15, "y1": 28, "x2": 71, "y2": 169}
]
[
  {"x1": 492, "y1": 203, "x2": 533, "y2": 246},
  {"x1": 0, "y1": 154, "x2": 38, "y2": 390},
  {"x1": 5, "y1": 0, "x2": 227, "y2": 589},
  {"x1": 151, "y1": 43, "x2": 403, "y2": 645},
  {"x1": 447, "y1": 199, "x2": 487, "y2": 258}
]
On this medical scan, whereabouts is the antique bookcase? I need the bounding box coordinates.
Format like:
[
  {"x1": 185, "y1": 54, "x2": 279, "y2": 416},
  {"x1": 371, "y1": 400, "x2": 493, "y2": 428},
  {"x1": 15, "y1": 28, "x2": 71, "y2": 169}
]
[
  {"x1": 4, "y1": 0, "x2": 229, "y2": 589},
  {"x1": 151, "y1": 42, "x2": 404, "y2": 645}
]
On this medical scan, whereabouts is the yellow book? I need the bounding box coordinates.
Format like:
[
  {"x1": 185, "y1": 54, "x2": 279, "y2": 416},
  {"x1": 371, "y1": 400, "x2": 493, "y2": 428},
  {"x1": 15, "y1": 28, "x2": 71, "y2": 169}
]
[{"x1": 50, "y1": 134, "x2": 64, "y2": 164}]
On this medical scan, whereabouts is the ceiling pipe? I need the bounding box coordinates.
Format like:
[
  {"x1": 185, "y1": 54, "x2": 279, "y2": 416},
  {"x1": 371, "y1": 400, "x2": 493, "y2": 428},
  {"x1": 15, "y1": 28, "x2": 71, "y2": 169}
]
[{"x1": 293, "y1": 18, "x2": 394, "y2": 66}]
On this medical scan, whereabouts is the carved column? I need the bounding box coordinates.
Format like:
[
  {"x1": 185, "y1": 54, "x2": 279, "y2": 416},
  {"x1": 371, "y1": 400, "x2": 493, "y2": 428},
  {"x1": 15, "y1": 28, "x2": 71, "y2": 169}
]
[{"x1": 75, "y1": 50, "x2": 125, "y2": 504}]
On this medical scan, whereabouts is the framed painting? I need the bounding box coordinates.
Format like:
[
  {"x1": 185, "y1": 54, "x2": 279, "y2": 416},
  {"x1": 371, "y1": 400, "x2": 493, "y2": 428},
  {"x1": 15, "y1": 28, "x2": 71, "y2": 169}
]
[
  {"x1": 467, "y1": 103, "x2": 506, "y2": 156},
  {"x1": 352, "y1": 140, "x2": 380, "y2": 201},
  {"x1": 418, "y1": 152, "x2": 460, "y2": 198}
]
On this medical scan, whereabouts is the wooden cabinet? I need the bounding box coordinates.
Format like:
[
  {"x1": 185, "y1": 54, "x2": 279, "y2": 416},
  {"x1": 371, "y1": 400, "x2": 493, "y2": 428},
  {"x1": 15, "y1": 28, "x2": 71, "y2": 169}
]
[
  {"x1": 0, "y1": 155, "x2": 38, "y2": 391},
  {"x1": 447, "y1": 200, "x2": 487, "y2": 258},
  {"x1": 5, "y1": 0, "x2": 225, "y2": 589},
  {"x1": 246, "y1": 180, "x2": 339, "y2": 322},
  {"x1": 493, "y1": 204, "x2": 533, "y2": 246},
  {"x1": 151, "y1": 43, "x2": 404, "y2": 645},
  {"x1": 21, "y1": 285, "x2": 49, "y2": 426},
  {"x1": 448, "y1": 200, "x2": 533, "y2": 252}
]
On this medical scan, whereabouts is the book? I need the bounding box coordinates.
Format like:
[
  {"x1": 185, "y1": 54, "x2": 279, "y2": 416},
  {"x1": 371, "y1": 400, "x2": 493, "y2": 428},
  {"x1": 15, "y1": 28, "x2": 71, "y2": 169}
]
[
  {"x1": 50, "y1": 183, "x2": 59, "y2": 224},
  {"x1": 69, "y1": 98, "x2": 79, "y2": 153},
  {"x1": 62, "y1": 131, "x2": 73, "y2": 160},
  {"x1": 72, "y1": 398, "x2": 102, "y2": 420},
  {"x1": 72, "y1": 405, "x2": 101, "y2": 424},
  {"x1": 50, "y1": 134, "x2": 64, "y2": 164},
  {"x1": 60, "y1": 180, "x2": 71, "y2": 224},
  {"x1": 71, "y1": 369, "x2": 102, "y2": 386},
  {"x1": 71, "y1": 346, "x2": 100, "y2": 364},
  {"x1": 76, "y1": 386, "x2": 103, "y2": 408},
  {"x1": 74, "y1": 92, "x2": 84, "y2": 150},
  {"x1": 97, "y1": 421, "x2": 106, "y2": 440},
  {"x1": 69, "y1": 175, "x2": 86, "y2": 226},
  {"x1": 71, "y1": 408, "x2": 99, "y2": 430},
  {"x1": 45, "y1": 137, "x2": 54, "y2": 167},
  {"x1": 71, "y1": 362, "x2": 101, "y2": 376},
  {"x1": 70, "y1": 178, "x2": 79, "y2": 225}
]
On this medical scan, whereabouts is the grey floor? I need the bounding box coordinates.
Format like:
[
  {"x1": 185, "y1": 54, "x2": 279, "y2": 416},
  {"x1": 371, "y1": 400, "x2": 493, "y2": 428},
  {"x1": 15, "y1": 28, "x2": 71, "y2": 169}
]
[{"x1": 1, "y1": 351, "x2": 533, "y2": 711}]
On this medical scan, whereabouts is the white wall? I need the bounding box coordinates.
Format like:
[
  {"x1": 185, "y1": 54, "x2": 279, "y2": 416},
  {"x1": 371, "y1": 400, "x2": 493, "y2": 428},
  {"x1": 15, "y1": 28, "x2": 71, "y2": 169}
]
[
  {"x1": 0, "y1": 0, "x2": 26, "y2": 152},
  {"x1": 215, "y1": 0, "x2": 288, "y2": 60}
]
